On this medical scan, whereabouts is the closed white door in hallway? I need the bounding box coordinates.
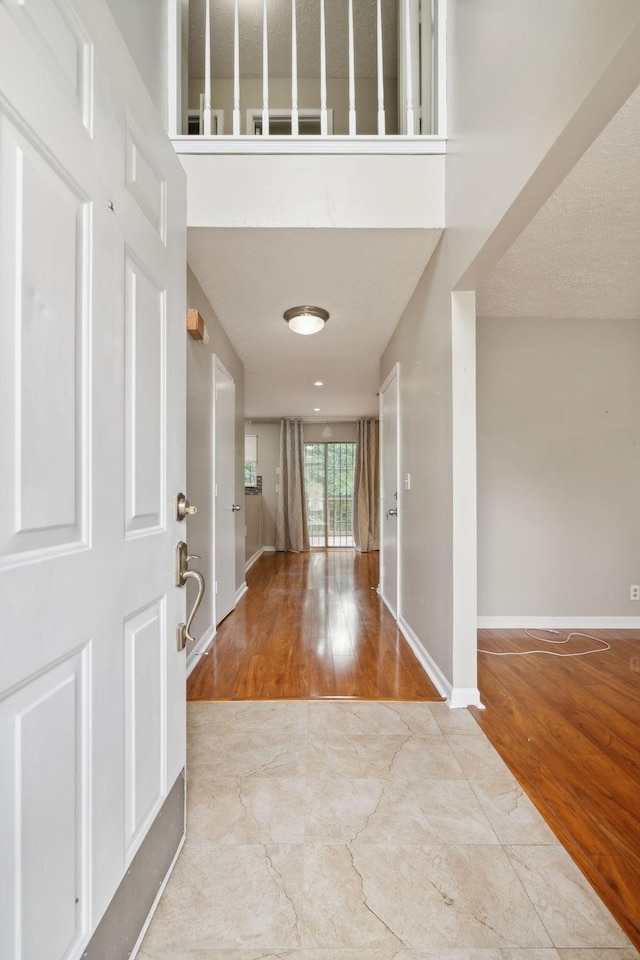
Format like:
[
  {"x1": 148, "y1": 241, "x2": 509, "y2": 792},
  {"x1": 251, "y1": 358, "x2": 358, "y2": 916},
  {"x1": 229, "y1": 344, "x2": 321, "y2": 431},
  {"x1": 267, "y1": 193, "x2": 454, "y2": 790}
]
[
  {"x1": 0, "y1": 3, "x2": 186, "y2": 956},
  {"x1": 380, "y1": 363, "x2": 401, "y2": 618},
  {"x1": 214, "y1": 356, "x2": 237, "y2": 623}
]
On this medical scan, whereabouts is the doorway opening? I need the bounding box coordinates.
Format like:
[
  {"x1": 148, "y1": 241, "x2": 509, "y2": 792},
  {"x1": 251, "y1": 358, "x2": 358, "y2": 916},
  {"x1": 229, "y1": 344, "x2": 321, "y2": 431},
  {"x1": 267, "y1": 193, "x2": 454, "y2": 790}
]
[{"x1": 304, "y1": 442, "x2": 356, "y2": 547}]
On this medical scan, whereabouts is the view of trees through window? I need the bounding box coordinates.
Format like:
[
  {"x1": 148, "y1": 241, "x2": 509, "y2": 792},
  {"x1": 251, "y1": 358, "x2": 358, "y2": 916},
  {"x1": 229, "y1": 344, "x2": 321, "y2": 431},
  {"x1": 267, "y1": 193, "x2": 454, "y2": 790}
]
[{"x1": 304, "y1": 442, "x2": 356, "y2": 547}]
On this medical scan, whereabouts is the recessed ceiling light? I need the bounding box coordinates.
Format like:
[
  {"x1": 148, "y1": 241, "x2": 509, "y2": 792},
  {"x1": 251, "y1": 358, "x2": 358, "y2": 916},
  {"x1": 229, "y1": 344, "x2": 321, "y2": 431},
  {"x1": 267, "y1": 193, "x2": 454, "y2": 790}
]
[
  {"x1": 283, "y1": 305, "x2": 329, "y2": 335},
  {"x1": 313, "y1": 407, "x2": 321, "y2": 412},
  {"x1": 314, "y1": 381, "x2": 324, "y2": 387}
]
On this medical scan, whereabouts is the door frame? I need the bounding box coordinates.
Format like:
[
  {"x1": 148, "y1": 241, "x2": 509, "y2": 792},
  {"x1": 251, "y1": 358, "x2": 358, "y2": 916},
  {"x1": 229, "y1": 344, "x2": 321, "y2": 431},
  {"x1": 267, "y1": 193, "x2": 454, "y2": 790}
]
[{"x1": 379, "y1": 362, "x2": 402, "y2": 619}]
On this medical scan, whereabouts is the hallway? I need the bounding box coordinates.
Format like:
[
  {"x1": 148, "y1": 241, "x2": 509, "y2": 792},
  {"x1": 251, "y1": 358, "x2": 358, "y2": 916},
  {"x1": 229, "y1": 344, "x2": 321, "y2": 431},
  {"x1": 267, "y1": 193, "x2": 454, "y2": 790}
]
[
  {"x1": 188, "y1": 551, "x2": 441, "y2": 701},
  {"x1": 135, "y1": 551, "x2": 640, "y2": 957}
]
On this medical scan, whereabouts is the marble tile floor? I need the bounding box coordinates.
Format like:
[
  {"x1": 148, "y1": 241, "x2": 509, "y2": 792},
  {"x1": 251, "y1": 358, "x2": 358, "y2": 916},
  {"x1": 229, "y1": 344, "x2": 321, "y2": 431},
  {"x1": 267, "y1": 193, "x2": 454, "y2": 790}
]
[{"x1": 138, "y1": 701, "x2": 640, "y2": 960}]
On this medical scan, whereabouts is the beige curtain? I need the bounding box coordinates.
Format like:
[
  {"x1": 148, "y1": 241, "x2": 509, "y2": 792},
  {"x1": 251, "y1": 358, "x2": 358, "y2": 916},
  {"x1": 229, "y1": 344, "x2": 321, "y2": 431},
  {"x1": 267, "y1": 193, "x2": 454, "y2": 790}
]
[
  {"x1": 353, "y1": 418, "x2": 379, "y2": 552},
  {"x1": 275, "y1": 419, "x2": 310, "y2": 552}
]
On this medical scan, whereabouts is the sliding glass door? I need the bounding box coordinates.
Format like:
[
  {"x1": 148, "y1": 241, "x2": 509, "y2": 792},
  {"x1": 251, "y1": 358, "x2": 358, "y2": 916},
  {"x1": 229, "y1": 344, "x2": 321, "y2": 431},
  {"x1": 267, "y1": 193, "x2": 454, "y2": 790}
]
[{"x1": 304, "y1": 443, "x2": 356, "y2": 547}]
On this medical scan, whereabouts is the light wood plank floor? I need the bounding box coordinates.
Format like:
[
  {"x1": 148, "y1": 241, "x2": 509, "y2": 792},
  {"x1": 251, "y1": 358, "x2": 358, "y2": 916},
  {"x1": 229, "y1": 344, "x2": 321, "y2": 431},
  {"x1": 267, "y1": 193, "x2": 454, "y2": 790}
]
[
  {"x1": 472, "y1": 627, "x2": 640, "y2": 949},
  {"x1": 187, "y1": 549, "x2": 442, "y2": 701}
]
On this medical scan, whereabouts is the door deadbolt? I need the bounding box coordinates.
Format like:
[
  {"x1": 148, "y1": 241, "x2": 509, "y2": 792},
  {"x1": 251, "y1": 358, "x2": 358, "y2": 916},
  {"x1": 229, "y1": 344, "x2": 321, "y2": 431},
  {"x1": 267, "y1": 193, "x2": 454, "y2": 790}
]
[{"x1": 176, "y1": 492, "x2": 198, "y2": 521}]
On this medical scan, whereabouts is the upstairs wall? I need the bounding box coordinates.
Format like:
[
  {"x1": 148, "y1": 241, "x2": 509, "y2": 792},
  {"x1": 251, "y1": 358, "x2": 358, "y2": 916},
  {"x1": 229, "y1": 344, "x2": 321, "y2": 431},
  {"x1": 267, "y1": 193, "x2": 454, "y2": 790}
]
[
  {"x1": 178, "y1": 151, "x2": 444, "y2": 230},
  {"x1": 447, "y1": 0, "x2": 640, "y2": 288},
  {"x1": 105, "y1": 0, "x2": 170, "y2": 125},
  {"x1": 381, "y1": 2, "x2": 640, "y2": 700}
]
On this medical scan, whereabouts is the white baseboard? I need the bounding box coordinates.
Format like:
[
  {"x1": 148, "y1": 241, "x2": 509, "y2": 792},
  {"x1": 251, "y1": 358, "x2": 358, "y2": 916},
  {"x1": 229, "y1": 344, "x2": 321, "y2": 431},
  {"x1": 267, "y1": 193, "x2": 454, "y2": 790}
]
[
  {"x1": 478, "y1": 616, "x2": 640, "y2": 629},
  {"x1": 262, "y1": 545, "x2": 276, "y2": 553},
  {"x1": 245, "y1": 547, "x2": 264, "y2": 572},
  {"x1": 397, "y1": 616, "x2": 482, "y2": 709},
  {"x1": 235, "y1": 581, "x2": 248, "y2": 604},
  {"x1": 186, "y1": 624, "x2": 216, "y2": 677}
]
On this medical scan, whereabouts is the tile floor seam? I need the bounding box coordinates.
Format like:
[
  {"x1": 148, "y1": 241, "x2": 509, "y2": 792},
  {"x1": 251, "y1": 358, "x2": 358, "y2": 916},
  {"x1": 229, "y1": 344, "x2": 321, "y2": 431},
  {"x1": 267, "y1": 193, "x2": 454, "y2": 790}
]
[{"x1": 147, "y1": 701, "x2": 639, "y2": 957}]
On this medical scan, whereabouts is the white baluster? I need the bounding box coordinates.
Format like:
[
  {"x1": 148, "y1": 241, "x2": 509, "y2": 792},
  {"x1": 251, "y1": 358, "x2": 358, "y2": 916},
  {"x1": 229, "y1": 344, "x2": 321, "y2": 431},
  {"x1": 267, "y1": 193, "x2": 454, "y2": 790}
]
[
  {"x1": 233, "y1": 0, "x2": 240, "y2": 135},
  {"x1": 291, "y1": 0, "x2": 299, "y2": 135},
  {"x1": 436, "y1": 0, "x2": 447, "y2": 137},
  {"x1": 405, "y1": 0, "x2": 414, "y2": 134},
  {"x1": 203, "y1": 0, "x2": 212, "y2": 135},
  {"x1": 348, "y1": 0, "x2": 356, "y2": 135},
  {"x1": 320, "y1": 0, "x2": 328, "y2": 136},
  {"x1": 376, "y1": 0, "x2": 385, "y2": 135},
  {"x1": 262, "y1": 0, "x2": 269, "y2": 135}
]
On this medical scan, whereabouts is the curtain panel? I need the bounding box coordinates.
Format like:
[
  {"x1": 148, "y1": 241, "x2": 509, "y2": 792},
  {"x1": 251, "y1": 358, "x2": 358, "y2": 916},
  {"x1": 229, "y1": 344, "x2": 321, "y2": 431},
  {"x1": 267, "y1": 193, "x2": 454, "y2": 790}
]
[
  {"x1": 275, "y1": 419, "x2": 310, "y2": 552},
  {"x1": 353, "y1": 418, "x2": 379, "y2": 552}
]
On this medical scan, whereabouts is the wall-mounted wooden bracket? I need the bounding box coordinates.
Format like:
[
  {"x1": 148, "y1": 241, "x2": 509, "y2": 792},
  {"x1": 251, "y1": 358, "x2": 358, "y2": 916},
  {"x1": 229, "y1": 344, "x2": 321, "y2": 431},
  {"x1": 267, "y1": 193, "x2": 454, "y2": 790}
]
[{"x1": 187, "y1": 308, "x2": 205, "y2": 341}]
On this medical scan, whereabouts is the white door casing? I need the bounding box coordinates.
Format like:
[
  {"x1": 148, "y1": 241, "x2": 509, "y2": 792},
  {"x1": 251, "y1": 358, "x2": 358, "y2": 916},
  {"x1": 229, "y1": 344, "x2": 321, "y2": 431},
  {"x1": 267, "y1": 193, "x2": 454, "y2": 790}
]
[
  {"x1": 0, "y1": 1, "x2": 186, "y2": 957},
  {"x1": 213, "y1": 356, "x2": 236, "y2": 624},
  {"x1": 379, "y1": 363, "x2": 401, "y2": 618}
]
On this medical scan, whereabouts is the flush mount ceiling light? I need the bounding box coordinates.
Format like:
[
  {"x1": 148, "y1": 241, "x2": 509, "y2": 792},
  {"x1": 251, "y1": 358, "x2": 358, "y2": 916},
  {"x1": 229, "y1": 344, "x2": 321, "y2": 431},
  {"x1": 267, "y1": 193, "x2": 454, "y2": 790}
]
[{"x1": 283, "y1": 305, "x2": 329, "y2": 336}]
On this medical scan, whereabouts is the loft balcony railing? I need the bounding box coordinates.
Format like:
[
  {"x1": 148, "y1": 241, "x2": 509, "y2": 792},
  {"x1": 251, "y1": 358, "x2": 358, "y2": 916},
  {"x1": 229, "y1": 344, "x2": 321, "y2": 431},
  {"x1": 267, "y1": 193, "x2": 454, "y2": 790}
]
[{"x1": 169, "y1": 0, "x2": 446, "y2": 150}]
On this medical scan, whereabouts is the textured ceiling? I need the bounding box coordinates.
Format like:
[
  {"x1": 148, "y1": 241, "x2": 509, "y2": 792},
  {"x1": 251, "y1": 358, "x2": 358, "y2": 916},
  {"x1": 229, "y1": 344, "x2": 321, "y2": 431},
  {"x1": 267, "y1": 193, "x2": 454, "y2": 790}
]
[
  {"x1": 188, "y1": 227, "x2": 441, "y2": 418},
  {"x1": 477, "y1": 87, "x2": 640, "y2": 321},
  {"x1": 189, "y1": 0, "x2": 398, "y2": 80}
]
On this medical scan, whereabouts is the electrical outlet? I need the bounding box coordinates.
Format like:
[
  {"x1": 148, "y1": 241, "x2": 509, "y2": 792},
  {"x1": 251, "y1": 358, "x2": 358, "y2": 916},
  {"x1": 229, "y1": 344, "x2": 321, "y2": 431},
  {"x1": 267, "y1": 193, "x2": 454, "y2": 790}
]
[{"x1": 630, "y1": 585, "x2": 640, "y2": 601}]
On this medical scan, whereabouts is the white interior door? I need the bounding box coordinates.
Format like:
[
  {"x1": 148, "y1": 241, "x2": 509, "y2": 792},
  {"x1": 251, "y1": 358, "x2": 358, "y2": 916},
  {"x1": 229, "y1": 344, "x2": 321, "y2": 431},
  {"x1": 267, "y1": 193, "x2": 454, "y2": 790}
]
[
  {"x1": 0, "y1": 3, "x2": 186, "y2": 957},
  {"x1": 214, "y1": 356, "x2": 237, "y2": 624},
  {"x1": 380, "y1": 364, "x2": 401, "y2": 618}
]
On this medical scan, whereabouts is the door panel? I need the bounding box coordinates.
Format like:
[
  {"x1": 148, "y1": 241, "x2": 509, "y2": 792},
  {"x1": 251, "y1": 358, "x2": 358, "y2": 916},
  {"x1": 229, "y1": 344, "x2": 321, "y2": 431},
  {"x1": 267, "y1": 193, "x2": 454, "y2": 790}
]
[
  {"x1": 0, "y1": 2, "x2": 187, "y2": 956},
  {"x1": 124, "y1": 252, "x2": 165, "y2": 537},
  {"x1": 0, "y1": 649, "x2": 89, "y2": 960},
  {"x1": 214, "y1": 357, "x2": 236, "y2": 624},
  {"x1": 0, "y1": 113, "x2": 89, "y2": 562},
  {"x1": 3, "y1": 0, "x2": 92, "y2": 128},
  {"x1": 124, "y1": 599, "x2": 165, "y2": 862},
  {"x1": 380, "y1": 364, "x2": 400, "y2": 617},
  {"x1": 125, "y1": 120, "x2": 166, "y2": 242}
]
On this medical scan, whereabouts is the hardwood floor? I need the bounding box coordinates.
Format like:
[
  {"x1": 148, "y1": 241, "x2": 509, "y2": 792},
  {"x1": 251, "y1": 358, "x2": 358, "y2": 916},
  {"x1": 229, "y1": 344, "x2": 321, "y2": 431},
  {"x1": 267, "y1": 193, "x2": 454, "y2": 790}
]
[
  {"x1": 187, "y1": 549, "x2": 442, "y2": 701},
  {"x1": 472, "y1": 628, "x2": 640, "y2": 949}
]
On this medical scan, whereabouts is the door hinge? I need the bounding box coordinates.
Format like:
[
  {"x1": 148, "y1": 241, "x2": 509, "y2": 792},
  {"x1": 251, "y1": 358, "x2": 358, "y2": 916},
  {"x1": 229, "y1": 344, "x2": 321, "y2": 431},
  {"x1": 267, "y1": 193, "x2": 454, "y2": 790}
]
[
  {"x1": 215, "y1": 390, "x2": 218, "y2": 400},
  {"x1": 215, "y1": 580, "x2": 218, "y2": 594},
  {"x1": 215, "y1": 483, "x2": 218, "y2": 497}
]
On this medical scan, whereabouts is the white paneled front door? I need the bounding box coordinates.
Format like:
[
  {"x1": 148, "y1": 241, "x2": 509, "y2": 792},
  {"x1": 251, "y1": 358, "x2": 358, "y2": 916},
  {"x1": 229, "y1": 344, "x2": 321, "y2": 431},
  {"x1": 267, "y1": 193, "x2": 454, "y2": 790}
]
[
  {"x1": 0, "y1": 2, "x2": 186, "y2": 957},
  {"x1": 380, "y1": 364, "x2": 401, "y2": 618}
]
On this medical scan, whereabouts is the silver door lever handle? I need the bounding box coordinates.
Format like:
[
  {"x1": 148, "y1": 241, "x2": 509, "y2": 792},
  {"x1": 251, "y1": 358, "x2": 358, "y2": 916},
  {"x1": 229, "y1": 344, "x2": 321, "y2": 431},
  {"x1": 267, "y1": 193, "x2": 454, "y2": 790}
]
[
  {"x1": 181, "y1": 569, "x2": 205, "y2": 647},
  {"x1": 386, "y1": 508, "x2": 398, "y2": 518},
  {"x1": 175, "y1": 541, "x2": 206, "y2": 651}
]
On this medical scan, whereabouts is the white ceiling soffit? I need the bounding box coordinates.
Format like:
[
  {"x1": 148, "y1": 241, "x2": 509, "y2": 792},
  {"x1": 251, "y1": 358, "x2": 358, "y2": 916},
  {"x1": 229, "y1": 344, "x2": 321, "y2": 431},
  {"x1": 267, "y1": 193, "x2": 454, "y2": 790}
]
[
  {"x1": 477, "y1": 86, "x2": 640, "y2": 321},
  {"x1": 187, "y1": 227, "x2": 442, "y2": 418},
  {"x1": 188, "y1": 0, "x2": 398, "y2": 80}
]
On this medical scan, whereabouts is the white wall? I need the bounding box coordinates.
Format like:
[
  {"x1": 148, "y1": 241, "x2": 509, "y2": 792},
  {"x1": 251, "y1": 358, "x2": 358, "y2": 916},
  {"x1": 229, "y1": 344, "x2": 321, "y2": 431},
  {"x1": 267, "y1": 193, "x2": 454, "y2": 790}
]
[
  {"x1": 477, "y1": 317, "x2": 640, "y2": 619},
  {"x1": 186, "y1": 268, "x2": 245, "y2": 651},
  {"x1": 178, "y1": 153, "x2": 445, "y2": 230},
  {"x1": 447, "y1": 1, "x2": 640, "y2": 289},
  {"x1": 105, "y1": 0, "x2": 169, "y2": 125},
  {"x1": 381, "y1": 3, "x2": 640, "y2": 702}
]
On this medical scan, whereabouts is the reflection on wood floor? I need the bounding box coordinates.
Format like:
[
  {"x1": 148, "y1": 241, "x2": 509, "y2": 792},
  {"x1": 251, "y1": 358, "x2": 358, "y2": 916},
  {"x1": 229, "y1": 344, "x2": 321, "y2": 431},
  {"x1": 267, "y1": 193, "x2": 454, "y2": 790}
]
[
  {"x1": 472, "y1": 627, "x2": 640, "y2": 950},
  {"x1": 187, "y1": 549, "x2": 442, "y2": 702}
]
